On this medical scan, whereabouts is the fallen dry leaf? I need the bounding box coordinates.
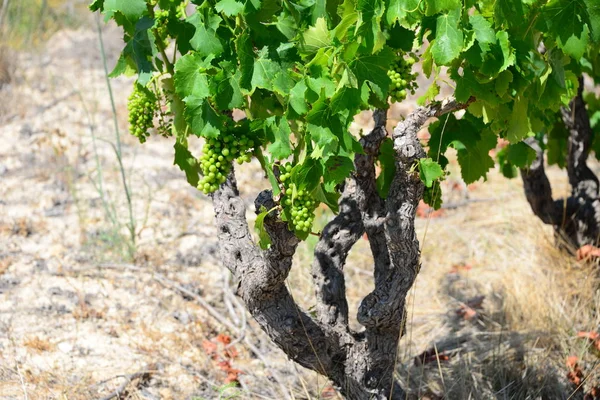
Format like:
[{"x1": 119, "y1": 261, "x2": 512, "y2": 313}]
[
  {"x1": 449, "y1": 262, "x2": 473, "y2": 274},
  {"x1": 414, "y1": 348, "x2": 450, "y2": 366},
  {"x1": 456, "y1": 295, "x2": 485, "y2": 320},
  {"x1": 577, "y1": 245, "x2": 600, "y2": 261},
  {"x1": 416, "y1": 201, "x2": 445, "y2": 219},
  {"x1": 566, "y1": 355, "x2": 584, "y2": 386}
]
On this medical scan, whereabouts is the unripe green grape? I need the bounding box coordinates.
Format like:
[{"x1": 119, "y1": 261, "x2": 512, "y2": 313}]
[
  {"x1": 197, "y1": 130, "x2": 256, "y2": 194},
  {"x1": 127, "y1": 83, "x2": 157, "y2": 143},
  {"x1": 278, "y1": 162, "x2": 320, "y2": 234},
  {"x1": 387, "y1": 53, "x2": 418, "y2": 104}
]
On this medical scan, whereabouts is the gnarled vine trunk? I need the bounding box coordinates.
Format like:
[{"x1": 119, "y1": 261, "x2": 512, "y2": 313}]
[
  {"x1": 209, "y1": 100, "x2": 471, "y2": 399},
  {"x1": 521, "y1": 77, "x2": 600, "y2": 250}
]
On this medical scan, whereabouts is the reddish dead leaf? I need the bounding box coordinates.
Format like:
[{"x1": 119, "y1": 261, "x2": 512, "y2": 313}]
[
  {"x1": 568, "y1": 370, "x2": 584, "y2": 386},
  {"x1": 566, "y1": 355, "x2": 585, "y2": 387},
  {"x1": 450, "y1": 181, "x2": 464, "y2": 192},
  {"x1": 578, "y1": 331, "x2": 600, "y2": 341},
  {"x1": 202, "y1": 339, "x2": 218, "y2": 359},
  {"x1": 567, "y1": 356, "x2": 579, "y2": 369},
  {"x1": 586, "y1": 386, "x2": 600, "y2": 399},
  {"x1": 449, "y1": 262, "x2": 473, "y2": 274},
  {"x1": 416, "y1": 201, "x2": 445, "y2": 219},
  {"x1": 321, "y1": 386, "x2": 338, "y2": 399},
  {"x1": 456, "y1": 296, "x2": 484, "y2": 320},
  {"x1": 414, "y1": 348, "x2": 450, "y2": 366},
  {"x1": 578, "y1": 331, "x2": 600, "y2": 351},
  {"x1": 224, "y1": 345, "x2": 239, "y2": 360},
  {"x1": 216, "y1": 333, "x2": 232, "y2": 345},
  {"x1": 217, "y1": 360, "x2": 243, "y2": 384},
  {"x1": 456, "y1": 305, "x2": 478, "y2": 320},
  {"x1": 577, "y1": 245, "x2": 600, "y2": 261}
]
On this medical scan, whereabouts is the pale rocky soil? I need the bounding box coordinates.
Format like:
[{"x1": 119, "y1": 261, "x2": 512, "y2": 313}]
[{"x1": 1, "y1": 22, "x2": 600, "y2": 400}]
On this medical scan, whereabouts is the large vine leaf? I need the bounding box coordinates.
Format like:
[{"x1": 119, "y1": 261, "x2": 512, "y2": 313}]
[
  {"x1": 543, "y1": 0, "x2": 590, "y2": 59},
  {"x1": 431, "y1": 8, "x2": 463, "y2": 66}
]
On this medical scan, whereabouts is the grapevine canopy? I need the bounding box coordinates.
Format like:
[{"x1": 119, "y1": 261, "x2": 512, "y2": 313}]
[{"x1": 91, "y1": 0, "x2": 600, "y2": 240}]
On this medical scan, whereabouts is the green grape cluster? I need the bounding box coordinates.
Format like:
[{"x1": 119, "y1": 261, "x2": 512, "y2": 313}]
[
  {"x1": 387, "y1": 53, "x2": 418, "y2": 103},
  {"x1": 197, "y1": 133, "x2": 254, "y2": 194},
  {"x1": 279, "y1": 163, "x2": 318, "y2": 233},
  {"x1": 153, "y1": 9, "x2": 169, "y2": 46},
  {"x1": 127, "y1": 84, "x2": 158, "y2": 143}
]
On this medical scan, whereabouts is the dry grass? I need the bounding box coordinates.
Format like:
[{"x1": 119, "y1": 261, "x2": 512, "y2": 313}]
[
  {"x1": 23, "y1": 336, "x2": 56, "y2": 353},
  {"x1": 285, "y1": 157, "x2": 600, "y2": 399}
]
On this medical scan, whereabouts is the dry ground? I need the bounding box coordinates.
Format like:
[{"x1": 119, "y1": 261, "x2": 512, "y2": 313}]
[{"x1": 2, "y1": 17, "x2": 600, "y2": 400}]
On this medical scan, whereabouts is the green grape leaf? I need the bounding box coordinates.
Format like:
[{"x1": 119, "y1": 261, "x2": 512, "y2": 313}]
[
  {"x1": 376, "y1": 138, "x2": 396, "y2": 198},
  {"x1": 313, "y1": 184, "x2": 340, "y2": 214},
  {"x1": 289, "y1": 80, "x2": 309, "y2": 115},
  {"x1": 110, "y1": 17, "x2": 156, "y2": 85},
  {"x1": 496, "y1": 31, "x2": 515, "y2": 72},
  {"x1": 387, "y1": 23, "x2": 416, "y2": 51},
  {"x1": 174, "y1": 142, "x2": 201, "y2": 187},
  {"x1": 235, "y1": 32, "x2": 255, "y2": 91},
  {"x1": 267, "y1": 118, "x2": 293, "y2": 159},
  {"x1": 584, "y1": 0, "x2": 600, "y2": 42},
  {"x1": 349, "y1": 47, "x2": 394, "y2": 100},
  {"x1": 387, "y1": 0, "x2": 420, "y2": 26},
  {"x1": 213, "y1": 68, "x2": 245, "y2": 110},
  {"x1": 291, "y1": 158, "x2": 324, "y2": 192},
  {"x1": 251, "y1": 48, "x2": 281, "y2": 91},
  {"x1": 308, "y1": 123, "x2": 339, "y2": 155},
  {"x1": 423, "y1": 184, "x2": 443, "y2": 209},
  {"x1": 174, "y1": 53, "x2": 211, "y2": 100},
  {"x1": 184, "y1": 97, "x2": 224, "y2": 138},
  {"x1": 324, "y1": 156, "x2": 354, "y2": 192},
  {"x1": 417, "y1": 81, "x2": 440, "y2": 105},
  {"x1": 103, "y1": 0, "x2": 146, "y2": 21},
  {"x1": 215, "y1": 0, "x2": 244, "y2": 16},
  {"x1": 506, "y1": 96, "x2": 532, "y2": 143},
  {"x1": 496, "y1": 146, "x2": 518, "y2": 179},
  {"x1": 544, "y1": 0, "x2": 590, "y2": 59},
  {"x1": 188, "y1": 12, "x2": 224, "y2": 57},
  {"x1": 301, "y1": 18, "x2": 332, "y2": 54},
  {"x1": 456, "y1": 128, "x2": 497, "y2": 184},
  {"x1": 469, "y1": 14, "x2": 496, "y2": 48},
  {"x1": 424, "y1": 0, "x2": 461, "y2": 16},
  {"x1": 506, "y1": 142, "x2": 536, "y2": 168},
  {"x1": 419, "y1": 158, "x2": 444, "y2": 187},
  {"x1": 90, "y1": 0, "x2": 105, "y2": 12},
  {"x1": 493, "y1": 0, "x2": 524, "y2": 29},
  {"x1": 431, "y1": 9, "x2": 463, "y2": 65},
  {"x1": 428, "y1": 115, "x2": 495, "y2": 184},
  {"x1": 547, "y1": 119, "x2": 569, "y2": 167},
  {"x1": 495, "y1": 69, "x2": 513, "y2": 97},
  {"x1": 254, "y1": 207, "x2": 273, "y2": 250}
]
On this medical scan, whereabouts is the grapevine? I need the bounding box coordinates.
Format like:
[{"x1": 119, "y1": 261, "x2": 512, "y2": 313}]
[
  {"x1": 127, "y1": 83, "x2": 157, "y2": 144},
  {"x1": 387, "y1": 53, "x2": 418, "y2": 103},
  {"x1": 197, "y1": 131, "x2": 254, "y2": 194}
]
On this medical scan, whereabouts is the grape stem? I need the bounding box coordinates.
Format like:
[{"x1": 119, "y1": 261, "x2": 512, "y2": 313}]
[{"x1": 146, "y1": 4, "x2": 175, "y2": 77}]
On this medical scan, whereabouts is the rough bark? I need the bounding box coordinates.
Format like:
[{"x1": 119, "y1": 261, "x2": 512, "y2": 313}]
[
  {"x1": 209, "y1": 99, "x2": 472, "y2": 399},
  {"x1": 521, "y1": 77, "x2": 600, "y2": 249}
]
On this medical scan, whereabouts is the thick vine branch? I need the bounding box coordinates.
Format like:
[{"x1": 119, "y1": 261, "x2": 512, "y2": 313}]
[
  {"x1": 211, "y1": 174, "x2": 337, "y2": 375},
  {"x1": 562, "y1": 76, "x2": 599, "y2": 199},
  {"x1": 311, "y1": 109, "x2": 390, "y2": 334},
  {"x1": 520, "y1": 138, "x2": 565, "y2": 226}
]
